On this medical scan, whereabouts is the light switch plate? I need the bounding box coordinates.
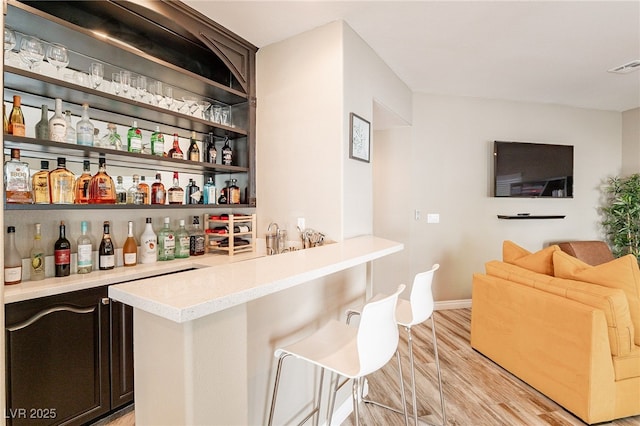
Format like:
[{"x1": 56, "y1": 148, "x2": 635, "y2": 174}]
[{"x1": 427, "y1": 213, "x2": 440, "y2": 224}]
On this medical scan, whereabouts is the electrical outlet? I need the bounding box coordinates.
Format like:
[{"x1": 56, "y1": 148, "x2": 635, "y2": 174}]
[
  {"x1": 427, "y1": 213, "x2": 440, "y2": 224},
  {"x1": 297, "y1": 217, "x2": 305, "y2": 230}
]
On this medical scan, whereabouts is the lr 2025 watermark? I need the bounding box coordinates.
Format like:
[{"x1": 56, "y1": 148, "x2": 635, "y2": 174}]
[{"x1": 5, "y1": 408, "x2": 57, "y2": 419}]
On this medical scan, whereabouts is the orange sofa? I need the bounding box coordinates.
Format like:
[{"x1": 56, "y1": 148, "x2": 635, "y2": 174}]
[{"x1": 471, "y1": 241, "x2": 640, "y2": 424}]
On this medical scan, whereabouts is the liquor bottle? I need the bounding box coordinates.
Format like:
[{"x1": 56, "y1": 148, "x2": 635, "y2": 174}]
[
  {"x1": 139, "y1": 218, "x2": 157, "y2": 264},
  {"x1": 188, "y1": 131, "x2": 200, "y2": 162},
  {"x1": 74, "y1": 160, "x2": 91, "y2": 204},
  {"x1": 5, "y1": 226, "x2": 22, "y2": 284},
  {"x1": 186, "y1": 178, "x2": 202, "y2": 204},
  {"x1": 168, "y1": 133, "x2": 183, "y2": 159},
  {"x1": 35, "y1": 104, "x2": 49, "y2": 139},
  {"x1": 127, "y1": 120, "x2": 142, "y2": 153},
  {"x1": 77, "y1": 220, "x2": 93, "y2": 274},
  {"x1": 157, "y1": 217, "x2": 175, "y2": 261},
  {"x1": 64, "y1": 110, "x2": 76, "y2": 144},
  {"x1": 76, "y1": 103, "x2": 94, "y2": 146},
  {"x1": 3, "y1": 104, "x2": 8, "y2": 133},
  {"x1": 189, "y1": 216, "x2": 205, "y2": 256},
  {"x1": 127, "y1": 174, "x2": 144, "y2": 205},
  {"x1": 138, "y1": 176, "x2": 150, "y2": 205},
  {"x1": 115, "y1": 176, "x2": 127, "y2": 204},
  {"x1": 49, "y1": 157, "x2": 75, "y2": 204},
  {"x1": 88, "y1": 156, "x2": 116, "y2": 204},
  {"x1": 99, "y1": 123, "x2": 123, "y2": 150},
  {"x1": 32, "y1": 160, "x2": 50, "y2": 204},
  {"x1": 30, "y1": 223, "x2": 45, "y2": 281},
  {"x1": 98, "y1": 221, "x2": 115, "y2": 270},
  {"x1": 8, "y1": 95, "x2": 25, "y2": 136},
  {"x1": 227, "y1": 178, "x2": 241, "y2": 204},
  {"x1": 167, "y1": 172, "x2": 184, "y2": 205},
  {"x1": 221, "y1": 136, "x2": 233, "y2": 165},
  {"x1": 203, "y1": 177, "x2": 216, "y2": 205},
  {"x1": 151, "y1": 126, "x2": 165, "y2": 156},
  {"x1": 4, "y1": 148, "x2": 33, "y2": 204},
  {"x1": 205, "y1": 132, "x2": 217, "y2": 164},
  {"x1": 48, "y1": 98, "x2": 67, "y2": 142},
  {"x1": 151, "y1": 172, "x2": 166, "y2": 205},
  {"x1": 123, "y1": 221, "x2": 138, "y2": 267},
  {"x1": 54, "y1": 221, "x2": 71, "y2": 277},
  {"x1": 175, "y1": 219, "x2": 190, "y2": 259}
]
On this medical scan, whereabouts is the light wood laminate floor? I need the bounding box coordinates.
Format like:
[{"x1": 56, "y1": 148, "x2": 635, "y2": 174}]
[{"x1": 96, "y1": 308, "x2": 639, "y2": 425}]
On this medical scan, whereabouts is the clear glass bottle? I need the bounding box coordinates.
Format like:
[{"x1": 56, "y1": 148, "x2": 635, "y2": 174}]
[
  {"x1": 99, "y1": 123, "x2": 123, "y2": 150},
  {"x1": 8, "y1": 95, "x2": 25, "y2": 136},
  {"x1": 157, "y1": 217, "x2": 175, "y2": 261},
  {"x1": 188, "y1": 131, "x2": 200, "y2": 162},
  {"x1": 139, "y1": 218, "x2": 157, "y2": 264},
  {"x1": 32, "y1": 160, "x2": 50, "y2": 205},
  {"x1": 4, "y1": 226, "x2": 22, "y2": 284},
  {"x1": 35, "y1": 104, "x2": 49, "y2": 139},
  {"x1": 123, "y1": 221, "x2": 137, "y2": 267},
  {"x1": 127, "y1": 174, "x2": 144, "y2": 205},
  {"x1": 64, "y1": 110, "x2": 76, "y2": 144},
  {"x1": 138, "y1": 176, "x2": 150, "y2": 205},
  {"x1": 151, "y1": 126, "x2": 165, "y2": 156},
  {"x1": 76, "y1": 103, "x2": 94, "y2": 146},
  {"x1": 54, "y1": 221, "x2": 71, "y2": 277},
  {"x1": 74, "y1": 160, "x2": 91, "y2": 204},
  {"x1": 221, "y1": 136, "x2": 233, "y2": 165},
  {"x1": 167, "y1": 172, "x2": 184, "y2": 205},
  {"x1": 48, "y1": 98, "x2": 67, "y2": 142},
  {"x1": 98, "y1": 221, "x2": 115, "y2": 270},
  {"x1": 88, "y1": 156, "x2": 116, "y2": 204},
  {"x1": 203, "y1": 177, "x2": 216, "y2": 205},
  {"x1": 168, "y1": 133, "x2": 183, "y2": 159},
  {"x1": 205, "y1": 132, "x2": 217, "y2": 164},
  {"x1": 30, "y1": 223, "x2": 45, "y2": 281},
  {"x1": 77, "y1": 220, "x2": 93, "y2": 274},
  {"x1": 127, "y1": 120, "x2": 142, "y2": 153},
  {"x1": 115, "y1": 176, "x2": 127, "y2": 205},
  {"x1": 5, "y1": 148, "x2": 33, "y2": 204},
  {"x1": 189, "y1": 216, "x2": 205, "y2": 256},
  {"x1": 151, "y1": 172, "x2": 166, "y2": 205},
  {"x1": 49, "y1": 157, "x2": 75, "y2": 204},
  {"x1": 175, "y1": 219, "x2": 190, "y2": 259}
]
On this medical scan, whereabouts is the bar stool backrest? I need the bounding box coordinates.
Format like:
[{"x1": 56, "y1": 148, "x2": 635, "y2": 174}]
[
  {"x1": 409, "y1": 264, "x2": 440, "y2": 325},
  {"x1": 357, "y1": 284, "x2": 405, "y2": 376}
]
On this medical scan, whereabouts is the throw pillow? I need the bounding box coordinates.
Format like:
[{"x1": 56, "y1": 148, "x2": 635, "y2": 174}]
[
  {"x1": 503, "y1": 240, "x2": 559, "y2": 276},
  {"x1": 553, "y1": 250, "x2": 640, "y2": 342}
]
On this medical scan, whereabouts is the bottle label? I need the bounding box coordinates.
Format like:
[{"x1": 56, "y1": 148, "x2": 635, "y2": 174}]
[
  {"x1": 50, "y1": 122, "x2": 67, "y2": 142},
  {"x1": 140, "y1": 236, "x2": 157, "y2": 263},
  {"x1": 162, "y1": 235, "x2": 175, "y2": 254},
  {"x1": 153, "y1": 188, "x2": 165, "y2": 204},
  {"x1": 177, "y1": 236, "x2": 190, "y2": 256},
  {"x1": 4, "y1": 266, "x2": 22, "y2": 283},
  {"x1": 124, "y1": 252, "x2": 137, "y2": 265},
  {"x1": 55, "y1": 248, "x2": 71, "y2": 265},
  {"x1": 77, "y1": 244, "x2": 93, "y2": 267},
  {"x1": 171, "y1": 152, "x2": 183, "y2": 159},
  {"x1": 31, "y1": 252, "x2": 45, "y2": 273},
  {"x1": 100, "y1": 254, "x2": 115, "y2": 268},
  {"x1": 11, "y1": 123, "x2": 26, "y2": 137},
  {"x1": 129, "y1": 135, "x2": 142, "y2": 152},
  {"x1": 77, "y1": 125, "x2": 93, "y2": 145},
  {"x1": 168, "y1": 191, "x2": 183, "y2": 203},
  {"x1": 190, "y1": 235, "x2": 205, "y2": 255}
]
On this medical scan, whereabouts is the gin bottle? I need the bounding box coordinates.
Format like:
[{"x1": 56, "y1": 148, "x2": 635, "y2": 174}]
[
  {"x1": 76, "y1": 103, "x2": 94, "y2": 146},
  {"x1": 151, "y1": 126, "x2": 165, "y2": 156},
  {"x1": 127, "y1": 120, "x2": 142, "y2": 153},
  {"x1": 175, "y1": 219, "x2": 190, "y2": 259}
]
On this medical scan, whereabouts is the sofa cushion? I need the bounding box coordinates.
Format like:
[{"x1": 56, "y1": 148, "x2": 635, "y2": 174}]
[
  {"x1": 553, "y1": 251, "x2": 640, "y2": 344},
  {"x1": 486, "y1": 260, "x2": 635, "y2": 356},
  {"x1": 503, "y1": 240, "x2": 559, "y2": 275},
  {"x1": 613, "y1": 346, "x2": 640, "y2": 381}
]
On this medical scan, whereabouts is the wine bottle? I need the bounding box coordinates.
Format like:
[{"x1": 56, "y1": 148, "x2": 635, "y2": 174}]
[
  {"x1": 54, "y1": 221, "x2": 71, "y2": 277},
  {"x1": 127, "y1": 120, "x2": 142, "y2": 153},
  {"x1": 77, "y1": 220, "x2": 93, "y2": 274},
  {"x1": 175, "y1": 219, "x2": 190, "y2": 259},
  {"x1": 98, "y1": 221, "x2": 115, "y2": 270},
  {"x1": 123, "y1": 221, "x2": 138, "y2": 267},
  {"x1": 157, "y1": 217, "x2": 175, "y2": 261},
  {"x1": 48, "y1": 98, "x2": 67, "y2": 142},
  {"x1": 4, "y1": 226, "x2": 22, "y2": 284},
  {"x1": 35, "y1": 104, "x2": 49, "y2": 139},
  {"x1": 188, "y1": 131, "x2": 200, "y2": 162},
  {"x1": 8, "y1": 95, "x2": 25, "y2": 136},
  {"x1": 30, "y1": 223, "x2": 45, "y2": 281},
  {"x1": 139, "y1": 218, "x2": 157, "y2": 264},
  {"x1": 76, "y1": 103, "x2": 95, "y2": 146}
]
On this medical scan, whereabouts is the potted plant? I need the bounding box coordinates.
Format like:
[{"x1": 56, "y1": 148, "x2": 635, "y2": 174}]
[{"x1": 601, "y1": 173, "x2": 640, "y2": 260}]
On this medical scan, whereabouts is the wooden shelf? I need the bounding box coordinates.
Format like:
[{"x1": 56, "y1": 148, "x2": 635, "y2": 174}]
[
  {"x1": 204, "y1": 213, "x2": 256, "y2": 255},
  {"x1": 497, "y1": 215, "x2": 566, "y2": 220}
]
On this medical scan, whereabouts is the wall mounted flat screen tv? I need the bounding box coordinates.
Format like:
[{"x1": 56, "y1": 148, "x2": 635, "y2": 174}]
[{"x1": 493, "y1": 141, "x2": 573, "y2": 198}]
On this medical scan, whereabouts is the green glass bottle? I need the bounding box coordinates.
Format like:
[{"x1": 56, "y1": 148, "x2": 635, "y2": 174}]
[{"x1": 127, "y1": 120, "x2": 142, "y2": 153}]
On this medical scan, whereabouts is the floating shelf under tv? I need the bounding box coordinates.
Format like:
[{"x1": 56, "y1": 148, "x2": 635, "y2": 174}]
[{"x1": 497, "y1": 215, "x2": 566, "y2": 220}]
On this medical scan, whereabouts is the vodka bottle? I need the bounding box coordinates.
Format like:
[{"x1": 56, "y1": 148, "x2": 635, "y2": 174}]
[
  {"x1": 30, "y1": 223, "x2": 45, "y2": 281},
  {"x1": 4, "y1": 148, "x2": 33, "y2": 204},
  {"x1": 123, "y1": 221, "x2": 138, "y2": 267},
  {"x1": 74, "y1": 160, "x2": 91, "y2": 204},
  {"x1": 139, "y1": 218, "x2": 157, "y2": 264},
  {"x1": 77, "y1": 220, "x2": 93, "y2": 274},
  {"x1": 115, "y1": 176, "x2": 127, "y2": 204},
  {"x1": 157, "y1": 217, "x2": 175, "y2": 261},
  {"x1": 54, "y1": 221, "x2": 71, "y2": 277},
  {"x1": 127, "y1": 174, "x2": 144, "y2": 205},
  {"x1": 48, "y1": 98, "x2": 67, "y2": 142},
  {"x1": 32, "y1": 160, "x2": 50, "y2": 204},
  {"x1": 8, "y1": 95, "x2": 25, "y2": 136},
  {"x1": 98, "y1": 221, "x2": 115, "y2": 270},
  {"x1": 76, "y1": 103, "x2": 95, "y2": 146},
  {"x1": 5, "y1": 226, "x2": 22, "y2": 284},
  {"x1": 35, "y1": 104, "x2": 49, "y2": 139},
  {"x1": 174, "y1": 219, "x2": 190, "y2": 259}
]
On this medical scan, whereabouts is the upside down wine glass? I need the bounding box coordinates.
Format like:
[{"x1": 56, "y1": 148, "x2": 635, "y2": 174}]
[
  {"x1": 19, "y1": 36, "x2": 44, "y2": 71},
  {"x1": 46, "y1": 43, "x2": 69, "y2": 77}
]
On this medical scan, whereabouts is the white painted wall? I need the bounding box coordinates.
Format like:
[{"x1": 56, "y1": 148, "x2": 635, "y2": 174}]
[{"x1": 622, "y1": 107, "x2": 640, "y2": 174}]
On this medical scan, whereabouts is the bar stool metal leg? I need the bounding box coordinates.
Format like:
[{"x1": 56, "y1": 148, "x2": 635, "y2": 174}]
[{"x1": 431, "y1": 313, "x2": 446, "y2": 426}]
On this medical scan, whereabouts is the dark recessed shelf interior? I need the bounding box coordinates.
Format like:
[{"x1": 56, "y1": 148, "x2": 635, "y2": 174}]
[{"x1": 497, "y1": 215, "x2": 566, "y2": 220}]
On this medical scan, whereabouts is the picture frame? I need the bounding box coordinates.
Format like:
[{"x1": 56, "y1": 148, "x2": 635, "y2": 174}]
[{"x1": 349, "y1": 112, "x2": 371, "y2": 163}]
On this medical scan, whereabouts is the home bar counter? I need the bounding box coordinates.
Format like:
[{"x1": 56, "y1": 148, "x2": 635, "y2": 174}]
[{"x1": 107, "y1": 235, "x2": 403, "y2": 425}]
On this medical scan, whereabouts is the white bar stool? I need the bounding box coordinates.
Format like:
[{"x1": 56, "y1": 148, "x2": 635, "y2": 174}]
[{"x1": 267, "y1": 285, "x2": 408, "y2": 426}]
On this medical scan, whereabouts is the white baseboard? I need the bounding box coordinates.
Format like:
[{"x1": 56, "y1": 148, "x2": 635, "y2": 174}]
[{"x1": 435, "y1": 298, "x2": 471, "y2": 310}]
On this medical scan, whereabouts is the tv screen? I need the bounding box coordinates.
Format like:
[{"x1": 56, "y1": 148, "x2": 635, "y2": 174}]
[{"x1": 493, "y1": 141, "x2": 573, "y2": 198}]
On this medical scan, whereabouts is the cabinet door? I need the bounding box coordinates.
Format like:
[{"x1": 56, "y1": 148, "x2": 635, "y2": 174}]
[
  {"x1": 5, "y1": 287, "x2": 110, "y2": 426},
  {"x1": 109, "y1": 300, "x2": 134, "y2": 409}
]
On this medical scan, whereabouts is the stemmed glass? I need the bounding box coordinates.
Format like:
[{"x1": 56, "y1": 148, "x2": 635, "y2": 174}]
[
  {"x1": 111, "y1": 72, "x2": 121, "y2": 95},
  {"x1": 89, "y1": 62, "x2": 103, "y2": 89},
  {"x1": 181, "y1": 96, "x2": 197, "y2": 115},
  {"x1": 4, "y1": 28, "x2": 16, "y2": 61},
  {"x1": 136, "y1": 75, "x2": 148, "y2": 102},
  {"x1": 151, "y1": 80, "x2": 164, "y2": 106},
  {"x1": 164, "y1": 85, "x2": 174, "y2": 110},
  {"x1": 120, "y1": 70, "x2": 131, "y2": 97},
  {"x1": 46, "y1": 43, "x2": 69, "y2": 77},
  {"x1": 19, "y1": 36, "x2": 44, "y2": 71}
]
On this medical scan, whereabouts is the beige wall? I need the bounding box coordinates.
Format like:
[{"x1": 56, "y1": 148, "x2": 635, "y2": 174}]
[{"x1": 622, "y1": 107, "x2": 640, "y2": 174}]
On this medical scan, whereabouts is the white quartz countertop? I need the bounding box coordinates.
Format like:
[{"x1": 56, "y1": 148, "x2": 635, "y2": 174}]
[{"x1": 108, "y1": 235, "x2": 403, "y2": 323}]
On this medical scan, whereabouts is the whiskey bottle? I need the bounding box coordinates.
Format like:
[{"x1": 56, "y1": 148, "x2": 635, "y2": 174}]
[
  {"x1": 98, "y1": 221, "x2": 115, "y2": 270},
  {"x1": 221, "y1": 136, "x2": 233, "y2": 165},
  {"x1": 88, "y1": 156, "x2": 116, "y2": 204},
  {"x1": 139, "y1": 218, "x2": 157, "y2": 264},
  {"x1": 151, "y1": 173, "x2": 166, "y2": 205},
  {"x1": 138, "y1": 176, "x2": 150, "y2": 205},
  {"x1": 189, "y1": 216, "x2": 206, "y2": 256},
  {"x1": 32, "y1": 160, "x2": 50, "y2": 204},
  {"x1": 74, "y1": 160, "x2": 92, "y2": 204},
  {"x1": 187, "y1": 131, "x2": 200, "y2": 162},
  {"x1": 8, "y1": 95, "x2": 25, "y2": 136},
  {"x1": 4, "y1": 148, "x2": 33, "y2": 204},
  {"x1": 127, "y1": 174, "x2": 144, "y2": 205},
  {"x1": 35, "y1": 104, "x2": 49, "y2": 139},
  {"x1": 157, "y1": 217, "x2": 175, "y2": 261},
  {"x1": 76, "y1": 103, "x2": 94, "y2": 146},
  {"x1": 151, "y1": 125, "x2": 165, "y2": 156},
  {"x1": 123, "y1": 221, "x2": 138, "y2": 267},
  {"x1": 174, "y1": 219, "x2": 190, "y2": 259},
  {"x1": 167, "y1": 172, "x2": 184, "y2": 205},
  {"x1": 127, "y1": 120, "x2": 143, "y2": 153},
  {"x1": 77, "y1": 220, "x2": 93, "y2": 274},
  {"x1": 115, "y1": 176, "x2": 127, "y2": 204},
  {"x1": 48, "y1": 98, "x2": 67, "y2": 142},
  {"x1": 54, "y1": 221, "x2": 71, "y2": 277},
  {"x1": 64, "y1": 110, "x2": 76, "y2": 144},
  {"x1": 30, "y1": 223, "x2": 45, "y2": 281},
  {"x1": 205, "y1": 132, "x2": 217, "y2": 163},
  {"x1": 168, "y1": 133, "x2": 184, "y2": 159},
  {"x1": 4, "y1": 226, "x2": 22, "y2": 284},
  {"x1": 49, "y1": 157, "x2": 75, "y2": 204}
]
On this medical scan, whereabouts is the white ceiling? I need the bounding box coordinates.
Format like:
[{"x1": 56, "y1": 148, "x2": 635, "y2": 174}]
[{"x1": 184, "y1": 1, "x2": 640, "y2": 112}]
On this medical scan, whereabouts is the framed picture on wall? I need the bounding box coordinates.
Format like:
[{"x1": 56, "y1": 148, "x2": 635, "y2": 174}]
[{"x1": 349, "y1": 112, "x2": 370, "y2": 163}]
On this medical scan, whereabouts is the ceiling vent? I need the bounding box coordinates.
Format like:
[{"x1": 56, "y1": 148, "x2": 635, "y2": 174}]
[{"x1": 608, "y1": 60, "x2": 640, "y2": 74}]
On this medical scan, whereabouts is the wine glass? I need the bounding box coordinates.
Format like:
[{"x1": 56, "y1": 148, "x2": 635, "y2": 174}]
[
  {"x1": 120, "y1": 70, "x2": 131, "y2": 96},
  {"x1": 89, "y1": 62, "x2": 103, "y2": 89},
  {"x1": 19, "y1": 36, "x2": 44, "y2": 71},
  {"x1": 46, "y1": 43, "x2": 69, "y2": 77},
  {"x1": 136, "y1": 75, "x2": 148, "y2": 102},
  {"x1": 182, "y1": 96, "x2": 197, "y2": 115},
  {"x1": 151, "y1": 80, "x2": 164, "y2": 106},
  {"x1": 111, "y1": 72, "x2": 121, "y2": 95},
  {"x1": 164, "y1": 85, "x2": 174, "y2": 110},
  {"x1": 4, "y1": 28, "x2": 16, "y2": 61}
]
